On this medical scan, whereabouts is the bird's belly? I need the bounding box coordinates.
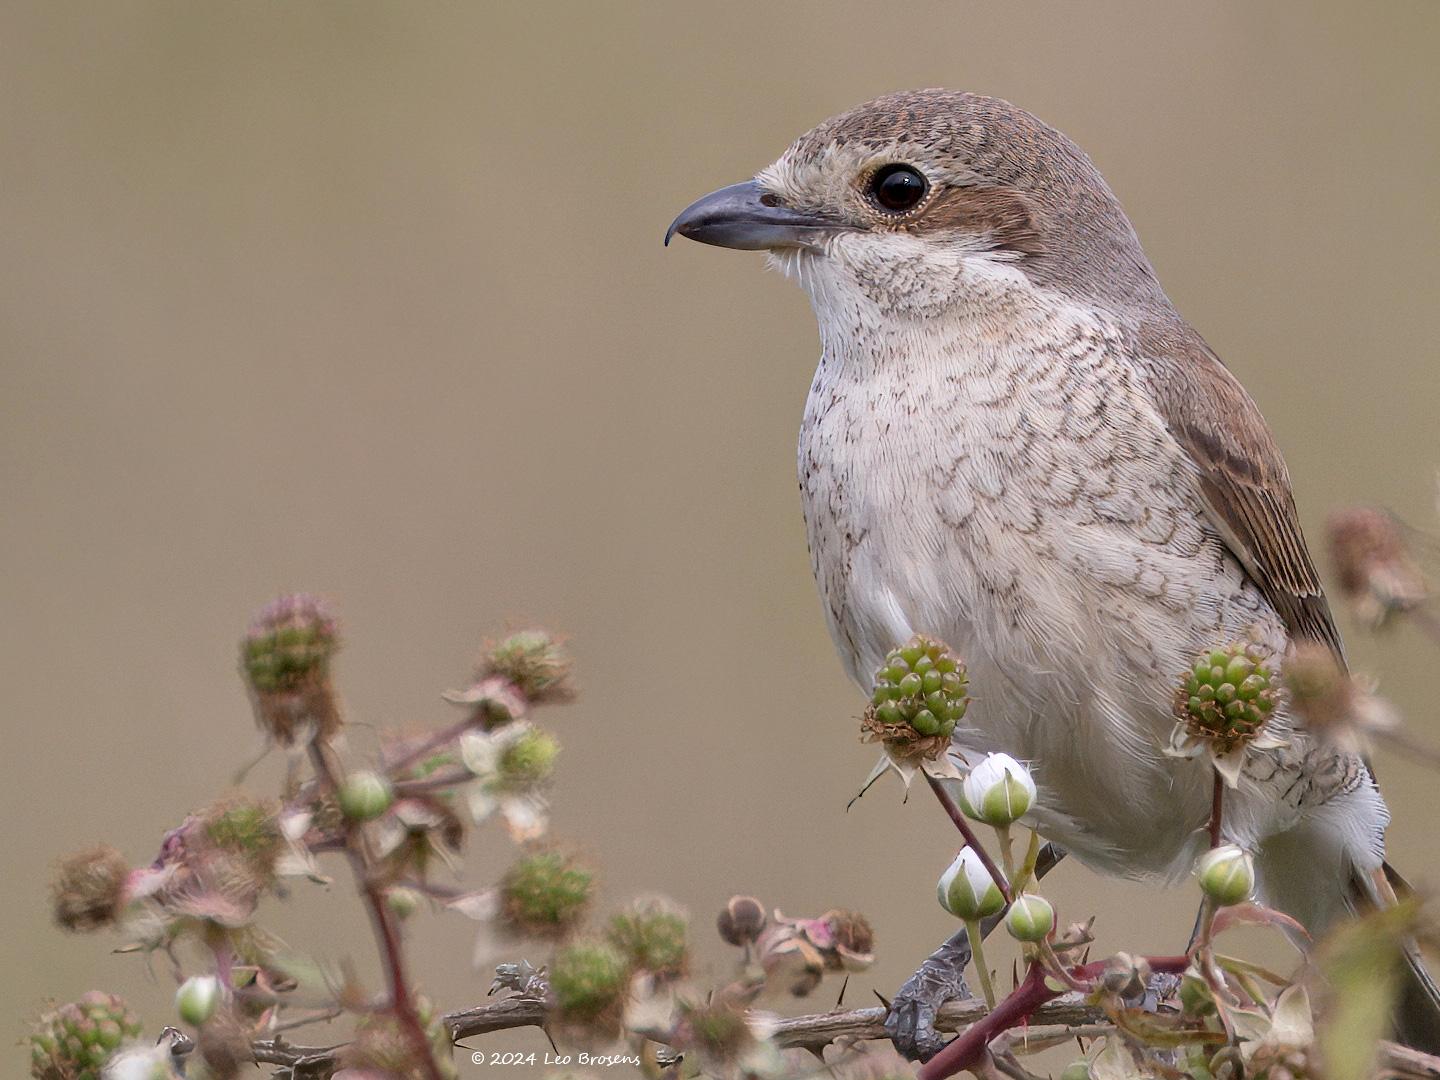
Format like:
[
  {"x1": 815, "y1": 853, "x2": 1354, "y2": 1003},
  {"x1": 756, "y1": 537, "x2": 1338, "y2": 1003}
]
[{"x1": 798, "y1": 343, "x2": 1285, "y2": 879}]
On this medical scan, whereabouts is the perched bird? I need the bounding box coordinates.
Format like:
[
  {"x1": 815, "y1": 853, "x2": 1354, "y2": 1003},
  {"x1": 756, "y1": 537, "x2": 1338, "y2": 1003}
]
[{"x1": 668, "y1": 90, "x2": 1439, "y2": 1054}]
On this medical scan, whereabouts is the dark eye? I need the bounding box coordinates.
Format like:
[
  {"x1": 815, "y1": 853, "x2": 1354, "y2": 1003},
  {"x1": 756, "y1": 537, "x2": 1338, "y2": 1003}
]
[{"x1": 869, "y1": 164, "x2": 928, "y2": 212}]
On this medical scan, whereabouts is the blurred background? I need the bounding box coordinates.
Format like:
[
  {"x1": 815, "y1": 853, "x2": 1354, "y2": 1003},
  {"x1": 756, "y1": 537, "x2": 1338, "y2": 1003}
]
[{"x1": 2, "y1": 0, "x2": 1437, "y2": 1069}]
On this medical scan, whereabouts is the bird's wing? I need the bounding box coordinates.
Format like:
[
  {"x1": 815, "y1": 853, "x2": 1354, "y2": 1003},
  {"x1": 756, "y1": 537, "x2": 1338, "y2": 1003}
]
[{"x1": 1135, "y1": 319, "x2": 1345, "y2": 660}]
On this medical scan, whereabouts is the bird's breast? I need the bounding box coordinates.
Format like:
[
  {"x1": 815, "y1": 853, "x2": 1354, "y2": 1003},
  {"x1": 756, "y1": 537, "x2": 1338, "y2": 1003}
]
[{"x1": 796, "y1": 302, "x2": 1281, "y2": 875}]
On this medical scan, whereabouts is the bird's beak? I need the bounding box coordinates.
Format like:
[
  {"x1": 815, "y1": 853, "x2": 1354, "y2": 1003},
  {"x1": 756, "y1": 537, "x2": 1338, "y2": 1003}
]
[{"x1": 665, "y1": 180, "x2": 840, "y2": 251}]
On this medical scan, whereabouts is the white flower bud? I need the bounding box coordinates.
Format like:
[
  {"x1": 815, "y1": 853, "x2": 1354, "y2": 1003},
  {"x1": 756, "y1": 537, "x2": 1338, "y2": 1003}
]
[
  {"x1": 1004, "y1": 894, "x2": 1055, "y2": 943},
  {"x1": 174, "y1": 975, "x2": 221, "y2": 1027},
  {"x1": 937, "y1": 848, "x2": 1005, "y2": 920},
  {"x1": 960, "y1": 753, "x2": 1036, "y2": 826},
  {"x1": 1194, "y1": 844, "x2": 1255, "y2": 906},
  {"x1": 337, "y1": 770, "x2": 393, "y2": 822}
]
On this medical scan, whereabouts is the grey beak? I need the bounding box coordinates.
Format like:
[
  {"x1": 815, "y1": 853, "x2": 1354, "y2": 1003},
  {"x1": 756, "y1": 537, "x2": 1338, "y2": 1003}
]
[{"x1": 665, "y1": 180, "x2": 840, "y2": 250}]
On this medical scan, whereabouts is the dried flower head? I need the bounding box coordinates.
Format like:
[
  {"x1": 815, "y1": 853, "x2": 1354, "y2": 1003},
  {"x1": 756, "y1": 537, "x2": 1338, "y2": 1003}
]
[
  {"x1": 862, "y1": 635, "x2": 968, "y2": 763},
  {"x1": 240, "y1": 594, "x2": 341, "y2": 744},
  {"x1": 1168, "y1": 640, "x2": 1285, "y2": 787},
  {"x1": 29, "y1": 991, "x2": 142, "y2": 1080},
  {"x1": 757, "y1": 908, "x2": 875, "y2": 996},
  {"x1": 1284, "y1": 641, "x2": 1396, "y2": 754},
  {"x1": 51, "y1": 846, "x2": 131, "y2": 933},
  {"x1": 716, "y1": 895, "x2": 767, "y2": 948},
  {"x1": 606, "y1": 900, "x2": 689, "y2": 980},
  {"x1": 1327, "y1": 507, "x2": 1427, "y2": 628},
  {"x1": 498, "y1": 851, "x2": 595, "y2": 938},
  {"x1": 483, "y1": 630, "x2": 574, "y2": 705},
  {"x1": 340, "y1": 999, "x2": 456, "y2": 1080},
  {"x1": 199, "y1": 798, "x2": 283, "y2": 885}
]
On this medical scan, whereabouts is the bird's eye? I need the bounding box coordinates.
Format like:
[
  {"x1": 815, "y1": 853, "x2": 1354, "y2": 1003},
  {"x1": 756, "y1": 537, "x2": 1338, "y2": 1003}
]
[{"x1": 869, "y1": 164, "x2": 928, "y2": 212}]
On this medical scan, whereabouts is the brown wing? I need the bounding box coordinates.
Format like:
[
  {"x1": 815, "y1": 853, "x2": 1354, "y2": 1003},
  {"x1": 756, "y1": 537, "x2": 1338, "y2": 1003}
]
[{"x1": 1135, "y1": 318, "x2": 1346, "y2": 661}]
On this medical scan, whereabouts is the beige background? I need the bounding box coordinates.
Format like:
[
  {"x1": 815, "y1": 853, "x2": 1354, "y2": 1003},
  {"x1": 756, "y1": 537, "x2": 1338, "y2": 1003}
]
[{"x1": 3, "y1": 1, "x2": 1438, "y2": 1071}]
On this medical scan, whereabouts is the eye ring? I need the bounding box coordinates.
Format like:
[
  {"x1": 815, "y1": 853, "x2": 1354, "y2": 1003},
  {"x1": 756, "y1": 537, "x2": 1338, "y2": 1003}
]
[{"x1": 868, "y1": 163, "x2": 929, "y2": 213}]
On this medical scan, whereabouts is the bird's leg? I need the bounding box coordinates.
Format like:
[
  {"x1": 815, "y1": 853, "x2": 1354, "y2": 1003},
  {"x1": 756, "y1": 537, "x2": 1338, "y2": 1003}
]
[{"x1": 885, "y1": 842, "x2": 1067, "y2": 1062}]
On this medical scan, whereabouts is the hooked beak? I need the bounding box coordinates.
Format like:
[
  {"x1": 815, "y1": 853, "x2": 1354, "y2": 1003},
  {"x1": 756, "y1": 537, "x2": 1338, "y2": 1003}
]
[{"x1": 665, "y1": 180, "x2": 841, "y2": 251}]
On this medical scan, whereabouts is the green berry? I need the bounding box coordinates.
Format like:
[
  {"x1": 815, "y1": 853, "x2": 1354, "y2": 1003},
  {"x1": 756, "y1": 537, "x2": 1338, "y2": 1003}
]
[
  {"x1": 868, "y1": 635, "x2": 969, "y2": 743},
  {"x1": 30, "y1": 991, "x2": 143, "y2": 1080},
  {"x1": 1175, "y1": 641, "x2": 1276, "y2": 739}
]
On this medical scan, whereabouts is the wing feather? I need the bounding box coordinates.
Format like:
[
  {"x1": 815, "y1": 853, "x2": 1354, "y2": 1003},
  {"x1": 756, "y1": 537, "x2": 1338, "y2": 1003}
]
[{"x1": 1134, "y1": 318, "x2": 1345, "y2": 661}]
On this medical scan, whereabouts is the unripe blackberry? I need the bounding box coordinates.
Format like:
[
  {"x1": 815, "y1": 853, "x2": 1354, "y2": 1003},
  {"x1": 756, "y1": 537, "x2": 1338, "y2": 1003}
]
[
  {"x1": 496, "y1": 729, "x2": 561, "y2": 790},
  {"x1": 549, "y1": 939, "x2": 629, "y2": 1027},
  {"x1": 29, "y1": 991, "x2": 142, "y2": 1080},
  {"x1": 606, "y1": 900, "x2": 689, "y2": 979},
  {"x1": 716, "y1": 895, "x2": 767, "y2": 947},
  {"x1": 240, "y1": 594, "x2": 341, "y2": 743},
  {"x1": 482, "y1": 630, "x2": 574, "y2": 705},
  {"x1": 499, "y1": 851, "x2": 594, "y2": 937},
  {"x1": 862, "y1": 635, "x2": 967, "y2": 756},
  {"x1": 1175, "y1": 643, "x2": 1277, "y2": 744},
  {"x1": 51, "y1": 846, "x2": 130, "y2": 933}
]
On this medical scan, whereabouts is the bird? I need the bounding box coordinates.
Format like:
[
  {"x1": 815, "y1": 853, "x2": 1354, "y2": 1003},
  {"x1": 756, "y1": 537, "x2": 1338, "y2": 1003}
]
[{"x1": 666, "y1": 89, "x2": 1439, "y2": 1055}]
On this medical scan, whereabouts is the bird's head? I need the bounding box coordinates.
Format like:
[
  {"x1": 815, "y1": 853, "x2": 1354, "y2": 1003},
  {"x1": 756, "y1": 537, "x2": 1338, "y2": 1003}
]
[{"x1": 667, "y1": 90, "x2": 1162, "y2": 320}]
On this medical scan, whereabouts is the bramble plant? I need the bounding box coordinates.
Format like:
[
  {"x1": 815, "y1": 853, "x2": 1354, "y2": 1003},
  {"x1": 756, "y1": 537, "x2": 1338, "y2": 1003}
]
[{"x1": 26, "y1": 490, "x2": 1440, "y2": 1080}]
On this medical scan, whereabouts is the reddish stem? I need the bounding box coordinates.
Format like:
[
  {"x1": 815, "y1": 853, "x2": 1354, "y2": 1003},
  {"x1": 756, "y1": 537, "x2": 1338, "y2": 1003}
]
[
  {"x1": 308, "y1": 740, "x2": 446, "y2": 1080},
  {"x1": 1208, "y1": 770, "x2": 1224, "y2": 848},
  {"x1": 917, "y1": 955, "x2": 1191, "y2": 1080},
  {"x1": 926, "y1": 773, "x2": 1012, "y2": 903}
]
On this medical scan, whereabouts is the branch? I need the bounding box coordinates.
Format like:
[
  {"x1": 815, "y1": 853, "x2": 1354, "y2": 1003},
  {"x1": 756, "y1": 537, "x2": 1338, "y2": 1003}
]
[{"x1": 164, "y1": 990, "x2": 1440, "y2": 1077}]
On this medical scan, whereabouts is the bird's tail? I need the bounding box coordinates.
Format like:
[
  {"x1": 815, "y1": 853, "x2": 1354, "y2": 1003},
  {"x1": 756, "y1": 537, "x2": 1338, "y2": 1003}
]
[{"x1": 1350, "y1": 862, "x2": 1440, "y2": 1053}]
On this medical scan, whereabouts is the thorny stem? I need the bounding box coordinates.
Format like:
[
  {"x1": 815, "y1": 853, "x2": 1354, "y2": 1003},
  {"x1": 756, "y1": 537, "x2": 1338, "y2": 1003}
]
[
  {"x1": 966, "y1": 918, "x2": 998, "y2": 1009},
  {"x1": 927, "y1": 773, "x2": 1012, "y2": 903},
  {"x1": 917, "y1": 955, "x2": 1192, "y2": 1080},
  {"x1": 307, "y1": 738, "x2": 446, "y2": 1080}
]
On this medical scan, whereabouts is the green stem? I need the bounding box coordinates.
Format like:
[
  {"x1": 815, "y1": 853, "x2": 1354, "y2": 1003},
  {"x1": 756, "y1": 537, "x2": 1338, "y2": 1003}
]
[
  {"x1": 995, "y1": 824, "x2": 1016, "y2": 887},
  {"x1": 1009, "y1": 829, "x2": 1043, "y2": 895},
  {"x1": 966, "y1": 918, "x2": 997, "y2": 1009}
]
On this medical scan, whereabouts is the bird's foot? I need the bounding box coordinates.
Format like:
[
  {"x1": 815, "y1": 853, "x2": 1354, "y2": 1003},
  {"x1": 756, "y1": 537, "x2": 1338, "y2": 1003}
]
[{"x1": 884, "y1": 931, "x2": 974, "y2": 1062}]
